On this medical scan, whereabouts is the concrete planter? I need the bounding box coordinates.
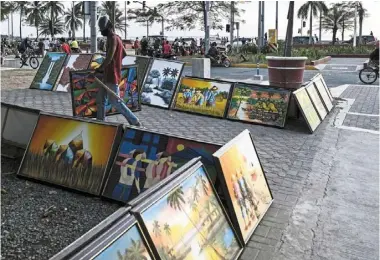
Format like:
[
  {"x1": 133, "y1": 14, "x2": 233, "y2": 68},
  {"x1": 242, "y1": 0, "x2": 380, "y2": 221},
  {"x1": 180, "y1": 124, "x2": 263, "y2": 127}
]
[{"x1": 266, "y1": 56, "x2": 307, "y2": 89}]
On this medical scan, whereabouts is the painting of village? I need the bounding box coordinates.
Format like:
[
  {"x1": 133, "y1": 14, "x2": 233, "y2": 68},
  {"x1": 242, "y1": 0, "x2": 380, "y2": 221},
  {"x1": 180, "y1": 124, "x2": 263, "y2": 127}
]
[
  {"x1": 174, "y1": 77, "x2": 232, "y2": 118},
  {"x1": 55, "y1": 54, "x2": 92, "y2": 92},
  {"x1": 93, "y1": 223, "x2": 152, "y2": 260},
  {"x1": 140, "y1": 166, "x2": 241, "y2": 260},
  {"x1": 294, "y1": 87, "x2": 321, "y2": 132},
  {"x1": 18, "y1": 114, "x2": 118, "y2": 195},
  {"x1": 141, "y1": 59, "x2": 184, "y2": 108},
  {"x1": 102, "y1": 129, "x2": 221, "y2": 203},
  {"x1": 213, "y1": 130, "x2": 273, "y2": 242},
  {"x1": 30, "y1": 52, "x2": 67, "y2": 90},
  {"x1": 227, "y1": 83, "x2": 291, "y2": 128}
]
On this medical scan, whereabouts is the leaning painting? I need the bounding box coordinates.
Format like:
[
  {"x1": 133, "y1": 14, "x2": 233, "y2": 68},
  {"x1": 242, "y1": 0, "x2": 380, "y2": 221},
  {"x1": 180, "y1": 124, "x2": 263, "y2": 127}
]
[
  {"x1": 102, "y1": 128, "x2": 221, "y2": 203},
  {"x1": 17, "y1": 114, "x2": 119, "y2": 195},
  {"x1": 137, "y1": 164, "x2": 242, "y2": 259},
  {"x1": 173, "y1": 77, "x2": 233, "y2": 118},
  {"x1": 30, "y1": 52, "x2": 67, "y2": 90},
  {"x1": 122, "y1": 55, "x2": 151, "y2": 89},
  {"x1": 89, "y1": 53, "x2": 106, "y2": 69},
  {"x1": 227, "y1": 83, "x2": 291, "y2": 127},
  {"x1": 141, "y1": 59, "x2": 184, "y2": 108},
  {"x1": 213, "y1": 129, "x2": 273, "y2": 243}
]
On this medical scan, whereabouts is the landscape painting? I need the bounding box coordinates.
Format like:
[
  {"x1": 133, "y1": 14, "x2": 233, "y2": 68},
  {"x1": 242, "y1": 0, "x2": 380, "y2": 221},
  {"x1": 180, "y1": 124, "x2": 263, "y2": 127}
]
[
  {"x1": 17, "y1": 114, "x2": 119, "y2": 195},
  {"x1": 102, "y1": 128, "x2": 221, "y2": 203},
  {"x1": 137, "y1": 165, "x2": 242, "y2": 260},
  {"x1": 30, "y1": 52, "x2": 67, "y2": 90},
  {"x1": 213, "y1": 129, "x2": 273, "y2": 243},
  {"x1": 305, "y1": 83, "x2": 327, "y2": 120},
  {"x1": 54, "y1": 54, "x2": 93, "y2": 92},
  {"x1": 293, "y1": 87, "x2": 322, "y2": 133},
  {"x1": 93, "y1": 222, "x2": 152, "y2": 260},
  {"x1": 141, "y1": 59, "x2": 184, "y2": 108},
  {"x1": 173, "y1": 77, "x2": 233, "y2": 118},
  {"x1": 89, "y1": 53, "x2": 106, "y2": 69},
  {"x1": 227, "y1": 83, "x2": 291, "y2": 127},
  {"x1": 122, "y1": 55, "x2": 151, "y2": 88}
]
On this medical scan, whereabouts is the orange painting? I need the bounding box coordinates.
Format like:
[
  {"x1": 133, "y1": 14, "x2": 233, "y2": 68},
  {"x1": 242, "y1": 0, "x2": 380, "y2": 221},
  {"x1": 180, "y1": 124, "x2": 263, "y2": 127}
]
[{"x1": 214, "y1": 130, "x2": 272, "y2": 242}]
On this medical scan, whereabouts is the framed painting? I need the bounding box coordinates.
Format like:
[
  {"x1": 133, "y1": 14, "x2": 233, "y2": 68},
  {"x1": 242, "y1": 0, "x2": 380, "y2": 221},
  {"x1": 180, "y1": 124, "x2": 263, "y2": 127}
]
[
  {"x1": 213, "y1": 129, "x2": 273, "y2": 244},
  {"x1": 305, "y1": 82, "x2": 328, "y2": 120},
  {"x1": 141, "y1": 58, "x2": 185, "y2": 109},
  {"x1": 54, "y1": 54, "x2": 93, "y2": 92},
  {"x1": 30, "y1": 52, "x2": 67, "y2": 90},
  {"x1": 101, "y1": 127, "x2": 222, "y2": 204},
  {"x1": 132, "y1": 160, "x2": 243, "y2": 260},
  {"x1": 1, "y1": 103, "x2": 8, "y2": 132},
  {"x1": 17, "y1": 113, "x2": 122, "y2": 195},
  {"x1": 227, "y1": 82, "x2": 291, "y2": 128},
  {"x1": 122, "y1": 55, "x2": 152, "y2": 89},
  {"x1": 293, "y1": 87, "x2": 322, "y2": 133},
  {"x1": 172, "y1": 77, "x2": 233, "y2": 118},
  {"x1": 88, "y1": 53, "x2": 106, "y2": 70},
  {"x1": 70, "y1": 65, "x2": 140, "y2": 118},
  {"x1": 51, "y1": 207, "x2": 131, "y2": 260},
  {"x1": 310, "y1": 73, "x2": 333, "y2": 101},
  {"x1": 313, "y1": 78, "x2": 333, "y2": 112}
]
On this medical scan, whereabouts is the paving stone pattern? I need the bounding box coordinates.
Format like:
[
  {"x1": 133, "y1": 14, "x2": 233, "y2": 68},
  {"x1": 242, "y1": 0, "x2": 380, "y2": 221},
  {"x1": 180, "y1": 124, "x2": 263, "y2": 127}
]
[
  {"x1": 343, "y1": 113, "x2": 380, "y2": 131},
  {"x1": 340, "y1": 85, "x2": 379, "y2": 115}
]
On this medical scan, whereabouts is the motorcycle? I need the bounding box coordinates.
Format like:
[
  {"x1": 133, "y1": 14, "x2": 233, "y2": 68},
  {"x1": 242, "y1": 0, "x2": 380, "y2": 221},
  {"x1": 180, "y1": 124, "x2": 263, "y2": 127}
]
[{"x1": 209, "y1": 52, "x2": 231, "y2": 68}]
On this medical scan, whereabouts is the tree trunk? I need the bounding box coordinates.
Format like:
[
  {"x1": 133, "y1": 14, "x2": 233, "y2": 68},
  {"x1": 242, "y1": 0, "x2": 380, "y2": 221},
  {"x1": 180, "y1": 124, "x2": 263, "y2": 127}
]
[
  {"x1": 341, "y1": 18, "x2": 345, "y2": 41},
  {"x1": 51, "y1": 7, "x2": 54, "y2": 38},
  {"x1": 309, "y1": 7, "x2": 312, "y2": 44},
  {"x1": 36, "y1": 26, "x2": 39, "y2": 40},
  {"x1": 332, "y1": 28, "x2": 337, "y2": 45},
  {"x1": 359, "y1": 17, "x2": 363, "y2": 45},
  {"x1": 11, "y1": 12, "x2": 14, "y2": 39},
  {"x1": 319, "y1": 11, "x2": 322, "y2": 43},
  {"x1": 19, "y1": 8, "x2": 22, "y2": 39},
  {"x1": 284, "y1": 1, "x2": 294, "y2": 57}
]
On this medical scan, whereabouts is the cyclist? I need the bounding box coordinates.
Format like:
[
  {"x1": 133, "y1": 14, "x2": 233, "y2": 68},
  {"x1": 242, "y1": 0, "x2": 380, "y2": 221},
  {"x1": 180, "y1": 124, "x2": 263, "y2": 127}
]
[
  {"x1": 206, "y1": 42, "x2": 220, "y2": 64},
  {"x1": 18, "y1": 37, "x2": 33, "y2": 64},
  {"x1": 369, "y1": 41, "x2": 379, "y2": 67}
]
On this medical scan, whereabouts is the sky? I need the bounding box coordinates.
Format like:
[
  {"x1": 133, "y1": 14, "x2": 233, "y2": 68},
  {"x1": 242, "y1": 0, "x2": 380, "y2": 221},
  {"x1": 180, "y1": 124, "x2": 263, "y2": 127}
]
[{"x1": 1, "y1": 1, "x2": 379, "y2": 41}]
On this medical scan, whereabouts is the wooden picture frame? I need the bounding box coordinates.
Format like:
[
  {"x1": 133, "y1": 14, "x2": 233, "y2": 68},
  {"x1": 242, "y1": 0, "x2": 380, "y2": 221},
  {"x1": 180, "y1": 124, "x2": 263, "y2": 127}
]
[
  {"x1": 305, "y1": 81, "x2": 328, "y2": 120},
  {"x1": 313, "y1": 77, "x2": 334, "y2": 112}
]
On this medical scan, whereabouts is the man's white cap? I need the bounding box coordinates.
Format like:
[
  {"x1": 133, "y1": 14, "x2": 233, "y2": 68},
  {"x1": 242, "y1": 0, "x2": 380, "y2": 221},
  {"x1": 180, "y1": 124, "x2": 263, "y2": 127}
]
[{"x1": 98, "y1": 15, "x2": 111, "y2": 31}]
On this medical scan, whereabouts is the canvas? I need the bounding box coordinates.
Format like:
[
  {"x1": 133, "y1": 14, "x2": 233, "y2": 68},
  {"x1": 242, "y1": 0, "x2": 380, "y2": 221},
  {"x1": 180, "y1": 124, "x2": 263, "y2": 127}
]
[
  {"x1": 17, "y1": 113, "x2": 120, "y2": 195},
  {"x1": 227, "y1": 83, "x2": 291, "y2": 127},
  {"x1": 293, "y1": 87, "x2": 322, "y2": 133},
  {"x1": 173, "y1": 77, "x2": 233, "y2": 118},
  {"x1": 134, "y1": 162, "x2": 242, "y2": 260},
  {"x1": 122, "y1": 55, "x2": 152, "y2": 89},
  {"x1": 314, "y1": 79, "x2": 333, "y2": 112},
  {"x1": 141, "y1": 59, "x2": 184, "y2": 108},
  {"x1": 1, "y1": 104, "x2": 8, "y2": 131},
  {"x1": 213, "y1": 130, "x2": 273, "y2": 244},
  {"x1": 71, "y1": 66, "x2": 139, "y2": 118},
  {"x1": 102, "y1": 128, "x2": 221, "y2": 203},
  {"x1": 89, "y1": 53, "x2": 106, "y2": 70},
  {"x1": 305, "y1": 83, "x2": 327, "y2": 120},
  {"x1": 30, "y1": 52, "x2": 67, "y2": 90},
  {"x1": 54, "y1": 54, "x2": 93, "y2": 92}
]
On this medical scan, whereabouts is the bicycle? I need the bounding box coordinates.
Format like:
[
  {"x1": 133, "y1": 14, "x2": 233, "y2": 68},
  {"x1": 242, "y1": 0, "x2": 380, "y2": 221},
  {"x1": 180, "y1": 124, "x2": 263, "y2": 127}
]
[
  {"x1": 359, "y1": 61, "x2": 379, "y2": 84},
  {"x1": 20, "y1": 48, "x2": 39, "y2": 69}
]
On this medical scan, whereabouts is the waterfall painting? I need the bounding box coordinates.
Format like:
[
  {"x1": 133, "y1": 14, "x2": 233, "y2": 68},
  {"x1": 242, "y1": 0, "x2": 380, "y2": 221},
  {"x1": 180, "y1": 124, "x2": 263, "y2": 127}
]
[{"x1": 30, "y1": 52, "x2": 67, "y2": 91}]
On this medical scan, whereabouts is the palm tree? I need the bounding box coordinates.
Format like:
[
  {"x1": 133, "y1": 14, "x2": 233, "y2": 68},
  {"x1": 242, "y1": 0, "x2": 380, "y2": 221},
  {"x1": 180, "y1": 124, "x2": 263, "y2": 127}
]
[
  {"x1": 163, "y1": 223, "x2": 175, "y2": 257},
  {"x1": 14, "y1": 2, "x2": 28, "y2": 39},
  {"x1": 1, "y1": 2, "x2": 12, "y2": 22},
  {"x1": 297, "y1": 1, "x2": 328, "y2": 44},
  {"x1": 321, "y1": 5, "x2": 345, "y2": 45},
  {"x1": 334, "y1": 3, "x2": 354, "y2": 42},
  {"x1": 64, "y1": 2, "x2": 83, "y2": 38},
  {"x1": 42, "y1": 1, "x2": 65, "y2": 38},
  {"x1": 100, "y1": 1, "x2": 127, "y2": 34},
  {"x1": 356, "y1": 3, "x2": 368, "y2": 45},
  {"x1": 317, "y1": 2, "x2": 328, "y2": 43},
  {"x1": 122, "y1": 239, "x2": 148, "y2": 260},
  {"x1": 25, "y1": 1, "x2": 45, "y2": 40},
  {"x1": 162, "y1": 67, "x2": 171, "y2": 78},
  {"x1": 39, "y1": 16, "x2": 66, "y2": 37},
  {"x1": 170, "y1": 68, "x2": 179, "y2": 79}
]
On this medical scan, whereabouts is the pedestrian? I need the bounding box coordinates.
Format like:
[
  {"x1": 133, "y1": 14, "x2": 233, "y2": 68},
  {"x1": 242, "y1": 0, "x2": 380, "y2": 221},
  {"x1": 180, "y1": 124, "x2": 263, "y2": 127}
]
[
  {"x1": 38, "y1": 39, "x2": 44, "y2": 57},
  {"x1": 95, "y1": 15, "x2": 141, "y2": 127},
  {"x1": 314, "y1": 34, "x2": 319, "y2": 42},
  {"x1": 43, "y1": 38, "x2": 50, "y2": 55},
  {"x1": 163, "y1": 40, "x2": 172, "y2": 58},
  {"x1": 60, "y1": 38, "x2": 71, "y2": 54},
  {"x1": 70, "y1": 37, "x2": 80, "y2": 53},
  {"x1": 134, "y1": 37, "x2": 140, "y2": 55},
  {"x1": 370, "y1": 31, "x2": 373, "y2": 36}
]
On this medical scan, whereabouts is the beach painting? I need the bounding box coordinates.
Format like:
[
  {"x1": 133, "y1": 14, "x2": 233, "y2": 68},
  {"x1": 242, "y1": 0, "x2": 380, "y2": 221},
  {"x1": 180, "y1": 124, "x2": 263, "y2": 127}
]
[{"x1": 141, "y1": 59, "x2": 184, "y2": 108}]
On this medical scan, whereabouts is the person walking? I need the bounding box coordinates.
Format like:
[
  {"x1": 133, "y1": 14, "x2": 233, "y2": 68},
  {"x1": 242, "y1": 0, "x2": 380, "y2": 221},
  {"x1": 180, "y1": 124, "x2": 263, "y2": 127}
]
[
  {"x1": 134, "y1": 37, "x2": 140, "y2": 55},
  {"x1": 38, "y1": 39, "x2": 44, "y2": 57},
  {"x1": 95, "y1": 15, "x2": 141, "y2": 127},
  {"x1": 60, "y1": 38, "x2": 71, "y2": 55},
  {"x1": 43, "y1": 38, "x2": 50, "y2": 55},
  {"x1": 70, "y1": 38, "x2": 80, "y2": 53}
]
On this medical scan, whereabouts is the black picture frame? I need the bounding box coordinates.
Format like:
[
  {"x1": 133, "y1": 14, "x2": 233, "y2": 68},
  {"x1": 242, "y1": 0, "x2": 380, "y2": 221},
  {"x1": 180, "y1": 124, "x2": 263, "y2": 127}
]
[
  {"x1": 226, "y1": 82, "x2": 292, "y2": 128},
  {"x1": 29, "y1": 52, "x2": 68, "y2": 91},
  {"x1": 140, "y1": 58, "x2": 185, "y2": 109},
  {"x1": 50, "y1": 206, "x2": 131, "y2": 260},
  {"x1": 131, "y1": 159, "x2": 244, "y2": 260},
  {"x1": 171, "y1": 76, "x2": 234, "y2": 119},
  {"x1": 305, "y1": 81, "x2": 328, "y2": 121},
  {"x1": 212, "y1": 129, "x2": 274, "y2": 245},
  {"x1": 17, "y1": 112, "x2": 123, "y2": 195}
]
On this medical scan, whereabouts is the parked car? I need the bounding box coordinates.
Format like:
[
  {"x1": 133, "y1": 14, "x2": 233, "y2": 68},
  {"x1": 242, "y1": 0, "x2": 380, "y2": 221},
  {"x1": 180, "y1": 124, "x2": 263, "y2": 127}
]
[
  {"x1": 293, "y1": 36, "x2": 318, "y2": 45},
  {"x1": 343, "y1": 35, "x2": 376, "y2": 45}
]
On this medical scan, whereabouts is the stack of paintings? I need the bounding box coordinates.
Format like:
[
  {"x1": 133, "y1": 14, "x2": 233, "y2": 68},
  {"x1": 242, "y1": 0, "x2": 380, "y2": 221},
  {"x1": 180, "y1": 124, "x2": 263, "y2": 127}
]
[
  {"x1": 213, "y1": 129, "x2": 273, "y2": 243},
  {"x1": 101, "y1": 128, "x2": 221, "y2": 204},
  {"x1": 141, "y1": 59, "x2": 184, "y2": 108},
  {"x1": 17, "y1": 113, "x2": 121, "y2": 195},
  {"x1": 30, "y1": 52, "x2": 67, "y2": 90},
  {"x1": 132, "y1": 160, "x2": 243, "y2": 259},
  {"x1": 173, "y1": 77, "x2": 233, "y2": 118},
  {"x1": 227, "y1": 83, "x2": 291, "y2": 128}
]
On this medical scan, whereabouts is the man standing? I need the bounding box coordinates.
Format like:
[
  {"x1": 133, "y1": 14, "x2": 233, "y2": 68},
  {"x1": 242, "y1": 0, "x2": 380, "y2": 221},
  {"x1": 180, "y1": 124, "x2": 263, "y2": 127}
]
[
  {"x1": 96, "y1": 16, "x2": 141, "y2": 127},
  {"x1": 43, "y1": 38, "x2": 50, "y2": 55}
]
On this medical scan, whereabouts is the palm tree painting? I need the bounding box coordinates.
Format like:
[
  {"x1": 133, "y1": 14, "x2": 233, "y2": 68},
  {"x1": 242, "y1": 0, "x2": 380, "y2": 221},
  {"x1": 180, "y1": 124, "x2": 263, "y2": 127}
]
[
  {"x1": 142, "y1": 60, "x2": 184, "y2": 108},
  {"x1": 140, "y1": 166, "x2": 241, "y2": 259},
  {"x1": 94, "y1": 225, "x2": 152, "y2": 260}
]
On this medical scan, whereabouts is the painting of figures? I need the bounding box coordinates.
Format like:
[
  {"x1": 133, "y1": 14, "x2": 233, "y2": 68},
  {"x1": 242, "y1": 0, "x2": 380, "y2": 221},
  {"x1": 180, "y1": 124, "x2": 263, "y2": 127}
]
[
  {"x1": 135, "y1": 164, "x2": 242, "y2": 260},
  {"x1": 173, "y1": 77, "x2": 233, "y2": 118},
  {"x1": 141, "y1": 59, "x2": 184, "y2": 108},
  {"x1": 54, "y1": 54, "x2": 93, "y2": 92},
  {"x1": 227, "y1": 83, "x2": 291, "y2": 127},
  {"x1": 18, "y1": 114, "x2": 120, "y2": 195},
  {"x1": 123, "y1": 55, "x2": 152, "y2": 89},
  {"x1": 102, "y1": 129, "x2": 221, "y2": 203},
  {"x1": 30, "y1": 52, "x2": 67, "y2": 90},
  {"x1": 89, "y1": 53, "x2": 106, "y2": 69},
  {"x1": 213, "y1": 130, "x2": 273, "y2": 243},
  {"x1": 93, "y1": 222, "x2": 152, "y2": 260}
]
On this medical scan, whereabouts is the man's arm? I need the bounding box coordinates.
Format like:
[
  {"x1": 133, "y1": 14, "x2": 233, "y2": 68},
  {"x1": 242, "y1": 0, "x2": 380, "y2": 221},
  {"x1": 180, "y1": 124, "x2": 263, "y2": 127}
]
[{"x1": 98, "y1": 36, "x2": 116, "y2": 70}]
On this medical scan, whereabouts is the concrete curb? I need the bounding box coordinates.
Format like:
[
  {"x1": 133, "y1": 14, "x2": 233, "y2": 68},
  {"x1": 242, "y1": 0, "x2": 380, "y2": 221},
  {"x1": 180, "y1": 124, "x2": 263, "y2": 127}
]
[
  {"x1": 311, "y1": 56, "x2": 331, "y2": 66},
  {"x1": 184, "y1": 62, "x2": 318, "y2": 70}
]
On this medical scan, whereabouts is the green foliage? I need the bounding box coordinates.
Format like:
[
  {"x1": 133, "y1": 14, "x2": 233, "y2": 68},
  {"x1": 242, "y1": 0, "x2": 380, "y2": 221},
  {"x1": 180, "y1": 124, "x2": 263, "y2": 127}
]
[{"x1": 100, "y1": 2, "x2": 127, "y2": 34}]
